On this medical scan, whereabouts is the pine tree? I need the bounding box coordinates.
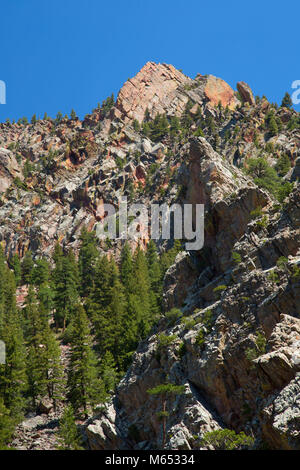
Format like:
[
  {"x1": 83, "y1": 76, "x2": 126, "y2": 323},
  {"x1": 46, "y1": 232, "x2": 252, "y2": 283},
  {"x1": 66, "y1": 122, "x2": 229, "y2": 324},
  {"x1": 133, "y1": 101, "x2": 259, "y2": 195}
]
[
  {"x1": 268, "y1": 115, "x2": 278, "y2": 136},
  {"x1": 151, "y1": 114, "x2": 169, "y2": 142},
  {"x1": 37, "y1": 281, "x2": 55, "y2": 318},
  {"x1": 1, "y1": 314, "x2": 27, "y2": 422},
  {"x1": 9, "y1": 254, "x2": 21, "y2": 286},
  {"x1": 0, "y1": 248, "x2": 7, "y2": 333},
  {"x1": 275, "y1": 153, "x2": 291, "y2": 176},
  {"x1": 169, "y1": 116, "x2": 180, "y2": 136},
  {"x1": 21, "y1": 250, "x2": 34, "y2": 284},
  {"x1": 78, "y1": 227, "x2": 98, "y2": 297},
  {"x1": 25, "y1": 287, "x2": 46, "y2": 405},
  {"x1": 160, "y1": 239, "x2": 183, "y2": 274},
  {"x1": 0, "y1": 398, "x2": 14, "y2": 449},
  {"x1": 32, "y1": 258, "x2": 50, "y2": 287},
  {"x1": 146, "y1": 240, "x2": 162, "y2": 316},
  {"x1": 52, "y1": 247, "x2": 79, "y2": 330},
  {"x1": 86, "y1": 255, "x2": 112, "y2": 319},
  {"x1": 40, "y1": 322, "x2": 64, "y2": 409},
  {"x1": 181, "y1": 101, "x2": 193, "y2": 130},
  {"x1": 100, "y1": 351, "x2": 118, "y2": 395},
  {"x1": 70, "y1": 109, "x2": 77, "y2": 120},
  {"x1": 147, "y1": 383, "x2": 185, "y2": 448},
  {"x1": 133, "y1": 119, "x2": 140, "y2": 132},
  {"x1": 0, "y1": 267, "x2": 27, "y2": 423},
  {"x1": 127, "y1": 246, "x2": 152, "y2": 340},
  {"x1": 55, "y1": 111, "x2": 63, "y2": 124},
  {"x1": 281, "y1": 92, "x2": 293, "y2": 108},
  {"x1": 56, "y1": 405, "x2": 83, "y2": 450},
  {"x1": 120, "y1": 242, "x2": 134, "y2": 291},
  {"x1": 88, "y1": 258, "x2": 128, "y2": 369},
  {"x1": 105, "y1": 269, "x2": 127, "y2": 368},
  {"x1": 24, "y1": 285, "x2": 64, "y2": 408},
  {"x1": 67, "y1": 305, "x2": 105, "y2": 417}
]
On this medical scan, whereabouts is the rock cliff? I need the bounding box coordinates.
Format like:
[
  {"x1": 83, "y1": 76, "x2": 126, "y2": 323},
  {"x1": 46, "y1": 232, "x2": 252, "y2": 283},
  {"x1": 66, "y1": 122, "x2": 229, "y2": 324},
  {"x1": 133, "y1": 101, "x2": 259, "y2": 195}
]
[{"x1": 1, "y1": 61, "x2": 300, "y2": 450}]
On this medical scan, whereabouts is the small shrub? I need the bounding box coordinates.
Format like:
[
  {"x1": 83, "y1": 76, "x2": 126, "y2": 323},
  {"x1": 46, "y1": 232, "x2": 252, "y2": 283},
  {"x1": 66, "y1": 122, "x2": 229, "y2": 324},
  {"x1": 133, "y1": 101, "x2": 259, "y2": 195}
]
[
  {"x1": 292, "y1": 265, "x2": 300, "y2": 281},
  {"x1": 201, "y1": 429, "x2": 254, "y2": 450},
  {"x1": 213, "y1": 285, "x2": 227, "y2": 299},
  {"x1": 177, "y1": 342, "x2": 187, "y2": 359},
  {"x1": 232, "y1": 251, "x2": 242, "y2": 265},
  {"x1": 245, "y1": 330, "x2": 267, "y2": 365},
  {"x1": 250, "y1": 207, "x2": 263, "y2": 219},
  {"x1": 165, "y1": 308, "x2": 182, "y2": 326},
  {"x1": 156, "y1": 334, "x2": 177, "y2": 351},
  {"x1": 256, "y1": 215, "x2": 268, "y2": 229},
  {"x1": 276, "y1": 256, "x2": 289, "y2": 271},
  {"x1": 200, "y1": 309, "x2": 213, "y2": 330},
  {"x1": 195, "y1": 328, "x2": 205, "y2": 347},
  {"x1": 268, "y1": 270, "x2": 279, "y2": 284},
  {"x1": 181, "y1": 316, "x2": 196, "y2": 330}
]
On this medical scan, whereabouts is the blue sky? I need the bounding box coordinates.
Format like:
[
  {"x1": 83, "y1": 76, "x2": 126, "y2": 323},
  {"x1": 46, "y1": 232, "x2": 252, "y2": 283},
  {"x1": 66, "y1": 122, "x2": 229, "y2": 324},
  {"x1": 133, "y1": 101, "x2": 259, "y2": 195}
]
[{"x1": 0, "y1": 0, "x2": 299, "y2": 122}]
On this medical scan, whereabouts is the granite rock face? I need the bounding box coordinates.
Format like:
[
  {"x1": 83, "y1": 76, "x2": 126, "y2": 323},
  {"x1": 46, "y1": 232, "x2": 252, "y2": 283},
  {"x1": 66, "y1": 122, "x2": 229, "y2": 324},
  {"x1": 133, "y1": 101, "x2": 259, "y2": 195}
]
[
  {"x1": 1, "y1": 61, "x2": 300, "y2": 450},
  {"x1": 113, "y1": 62, "x2": 239, "y2": 124},
  {"x1": 0, "y1": 147, "x2": 22, "y2": 192},
  {"x1": 86, "y1": 140, "x2": 300, "y2": 450},
  {"x1": 114, "y1": 62, "x2": 192, "y2": 123}
]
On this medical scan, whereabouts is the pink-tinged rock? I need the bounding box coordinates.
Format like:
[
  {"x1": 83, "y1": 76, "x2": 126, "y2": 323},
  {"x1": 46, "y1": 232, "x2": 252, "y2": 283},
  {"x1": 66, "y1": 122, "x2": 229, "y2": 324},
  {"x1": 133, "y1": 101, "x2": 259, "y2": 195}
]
[
  {"x1": 114, "y1": 62, "x2": 192, "y2": 123},
  {"x1": 203, "y1": 75, "x2": 238, "y2": 110}
]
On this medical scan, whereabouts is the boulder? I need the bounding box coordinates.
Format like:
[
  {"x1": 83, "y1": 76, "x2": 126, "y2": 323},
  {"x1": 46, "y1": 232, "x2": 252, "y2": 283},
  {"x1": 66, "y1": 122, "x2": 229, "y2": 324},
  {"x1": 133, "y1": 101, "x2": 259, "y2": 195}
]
[{"x1": 38, "y1": 399, "x2": 53, "y2": 415}]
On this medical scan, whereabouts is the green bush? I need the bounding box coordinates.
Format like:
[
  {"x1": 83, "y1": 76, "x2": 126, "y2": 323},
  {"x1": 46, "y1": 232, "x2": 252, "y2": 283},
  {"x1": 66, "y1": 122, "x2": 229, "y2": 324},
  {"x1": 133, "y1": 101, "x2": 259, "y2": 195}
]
[
  {"x1": 292, "y1": 265, "x2": 300, "y2": 281},
  {"x1": 250, "y1": 207, "x2": 263, "y2": 219},
  {"x1": 156, "y1": 334, "x2": 177, "y2": 351},
  {"x1": 232, "y1": 251, "x2": 242, "y2": 265},
  {"x1": 268, "y1": 270, "x2": 279, "y2": 284},
  {"x1": 256, "y1": 215, "x2": 268, "y2": 229},
  {"x1": 275, "y1": 154, "x2": 291, "y2": 177},
  {"x1": 165, "y1": 308, "x2": 182, "y2": 326},
  {"x1": 246, "y1": 157, "x2": 280, "y2": 196},
  {"x1": 201, "y1": 429, "x2": 254, "y2": 450},
  {"x1": 213, "y1": 285, "x2": 227, "y2": 299},
  {"x1": 181, "y1": 316, "x2": 196, "y2": 330},
  {"x1": 195, "y1": 328, "x2": 205, "y2": 347},
  {"x1": 276, "y1": 256, "x2": 289, "y2": 271},
  {"x1": 245, "y1": 330, "x2": 267, "y2": 364},
  {"x1": 177, "y1": 342, "x2": 187, "y2": 359}
]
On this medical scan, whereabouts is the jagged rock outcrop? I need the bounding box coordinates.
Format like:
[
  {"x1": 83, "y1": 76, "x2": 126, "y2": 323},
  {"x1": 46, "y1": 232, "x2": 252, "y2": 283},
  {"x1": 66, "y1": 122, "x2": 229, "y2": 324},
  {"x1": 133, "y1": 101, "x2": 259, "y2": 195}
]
[
  {"x1": 163, "y1": 252, "x2": 199, "y2": 310},
  {"x1": 291, "y1": 157, "x2": 300, "y2": 181},
  {"x1": 260, "y1": 373, "x2": 300, "y2": 450},
  {"x1": 113, "y1": 62, "x2": 238, "y2": 124},
  {"x1": 0, "y1": 147, "x2": 22, "y2": 192},
  {"x1": 113, "y1": 62, "x2": 192, "y2": 123},
  {"x1": 237, "y1": 81, "x2": 255, "y2": 106}
]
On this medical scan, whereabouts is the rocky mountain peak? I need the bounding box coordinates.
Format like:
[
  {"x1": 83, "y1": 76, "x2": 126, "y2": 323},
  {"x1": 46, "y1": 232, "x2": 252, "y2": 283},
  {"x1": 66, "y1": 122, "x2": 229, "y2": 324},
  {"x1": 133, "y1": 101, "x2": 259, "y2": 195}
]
[
  {"x1": 113, "y1": 61, "x2": 191, "y2": 123},
  {"x1": 113, "y1": 62, "x2": 239, "y2": 124}
]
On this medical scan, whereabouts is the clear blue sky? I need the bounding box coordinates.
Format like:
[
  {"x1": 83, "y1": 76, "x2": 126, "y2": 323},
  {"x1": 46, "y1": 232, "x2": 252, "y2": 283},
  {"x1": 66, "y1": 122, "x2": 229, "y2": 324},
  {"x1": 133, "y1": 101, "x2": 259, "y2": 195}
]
[{"x1": 1, "y1": 0, "x2": 299, "y2": 122}]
